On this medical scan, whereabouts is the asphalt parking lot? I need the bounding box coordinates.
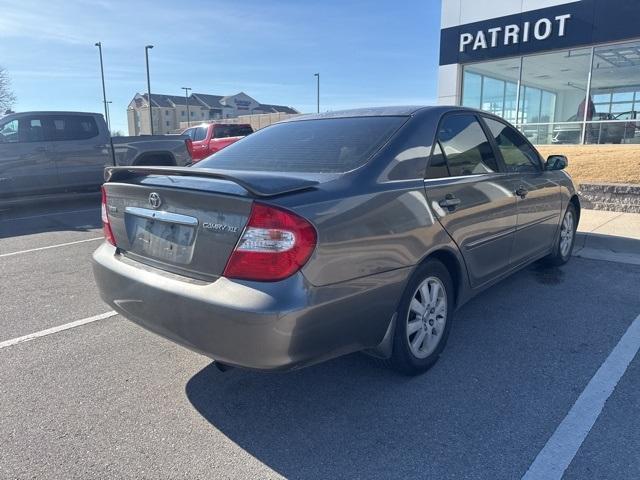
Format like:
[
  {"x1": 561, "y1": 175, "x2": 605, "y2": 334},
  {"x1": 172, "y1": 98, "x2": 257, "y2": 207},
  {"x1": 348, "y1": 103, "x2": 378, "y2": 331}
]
[{"x1": 1, "y1": 198, "x2": 639, "y2": 479}]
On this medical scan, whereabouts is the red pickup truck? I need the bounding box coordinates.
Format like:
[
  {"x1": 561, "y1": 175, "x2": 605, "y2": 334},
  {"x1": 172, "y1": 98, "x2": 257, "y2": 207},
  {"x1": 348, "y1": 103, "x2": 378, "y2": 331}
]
[{"x1": 182, "y1": 123, "x2": 253, "y2": 161}]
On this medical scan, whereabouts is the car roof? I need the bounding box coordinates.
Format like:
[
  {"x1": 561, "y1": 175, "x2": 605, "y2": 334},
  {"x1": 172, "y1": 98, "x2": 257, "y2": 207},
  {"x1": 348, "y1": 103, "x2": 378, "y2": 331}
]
[
  {"x1": 3, "y1": 111, "x2": 102, "y2": 117},
  {"x1": 280, "y1": 105, "x2": 473, "y2": 122}
]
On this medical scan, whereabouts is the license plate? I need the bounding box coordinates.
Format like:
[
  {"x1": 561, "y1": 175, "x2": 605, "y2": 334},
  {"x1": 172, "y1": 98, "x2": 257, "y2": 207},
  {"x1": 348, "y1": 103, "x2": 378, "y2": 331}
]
[{"x1": 128, "y1": 216, "x2": 196, "y2": 264}]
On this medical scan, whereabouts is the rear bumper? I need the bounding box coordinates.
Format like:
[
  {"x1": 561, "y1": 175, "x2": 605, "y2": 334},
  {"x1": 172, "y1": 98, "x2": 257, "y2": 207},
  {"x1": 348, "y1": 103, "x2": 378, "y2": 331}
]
[{"x1": 92, "y1": 243, "x2": 408, "y2": 371}]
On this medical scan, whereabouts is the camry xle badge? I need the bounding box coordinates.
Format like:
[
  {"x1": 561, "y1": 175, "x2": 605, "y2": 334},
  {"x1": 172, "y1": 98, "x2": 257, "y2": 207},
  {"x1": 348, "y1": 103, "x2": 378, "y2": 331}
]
[
  {"x1": 202, "y1": 222, "x2": 239, "y2": 234},
  {"x1": 148, "y1": 192, "x2": 162, "y2": 209}
]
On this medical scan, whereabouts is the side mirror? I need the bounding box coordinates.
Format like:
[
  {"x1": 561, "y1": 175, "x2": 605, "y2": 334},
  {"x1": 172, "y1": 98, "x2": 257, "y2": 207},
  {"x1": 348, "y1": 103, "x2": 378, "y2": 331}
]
[{"x1": 545, "y1": 155, "x2": 568, "y2": 171}]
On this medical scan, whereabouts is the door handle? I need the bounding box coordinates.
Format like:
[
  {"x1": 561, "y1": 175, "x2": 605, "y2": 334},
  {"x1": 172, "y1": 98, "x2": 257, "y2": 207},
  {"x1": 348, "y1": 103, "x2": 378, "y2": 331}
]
[
  {"x1": 515, "y1": 186, "x2": 528, "y2": 199},
  {"x1": 439, "y1": 194, "x2": 461, "y2": 211}
]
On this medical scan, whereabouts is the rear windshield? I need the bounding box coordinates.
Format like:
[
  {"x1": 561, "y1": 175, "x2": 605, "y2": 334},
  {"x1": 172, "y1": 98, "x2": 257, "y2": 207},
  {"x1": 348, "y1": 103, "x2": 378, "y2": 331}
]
[
  {"x1": 196, "y1": 116, "x2": 406, "y2": 173},
  {"x1": 213, "y1": 125, "x2": 253, "y2": 138}
]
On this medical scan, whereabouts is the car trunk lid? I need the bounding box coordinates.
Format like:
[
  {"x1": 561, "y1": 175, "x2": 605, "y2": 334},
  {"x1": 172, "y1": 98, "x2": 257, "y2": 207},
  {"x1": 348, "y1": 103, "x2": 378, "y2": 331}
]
[{"x1": 102, "y1": 167, "x2": 324, "y2": 281}]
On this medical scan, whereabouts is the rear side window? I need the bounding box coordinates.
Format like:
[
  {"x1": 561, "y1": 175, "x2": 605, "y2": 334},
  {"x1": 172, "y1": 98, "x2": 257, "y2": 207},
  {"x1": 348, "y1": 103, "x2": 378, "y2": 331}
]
[
  {"x1": 437, "y1": 114, "x2": 498, "y2": 176},
  {"x1": 213, "y1": 125, "x2": 252, "y2": 138},
  {"x1": 48, "y1": 115, "x2": 99, "y2": 141},
  {"x1": 197, "y1": 116, "x2": 407, "y2": 173},
  {"x1": 194, "y1": 126, "x2": 208, "y2": 141},
  {"x1": 425, "y1": 142, "x2": 450, "y2": 179},
  {"x1": 183, "y1": 128, "x2": 196, "y2": 139},
  {"x1": 0, "y1": 119, "x2": 18, "y2": 143},
  {"x1": 484, "y1": 117, "x2": 541, "y2": 173}
]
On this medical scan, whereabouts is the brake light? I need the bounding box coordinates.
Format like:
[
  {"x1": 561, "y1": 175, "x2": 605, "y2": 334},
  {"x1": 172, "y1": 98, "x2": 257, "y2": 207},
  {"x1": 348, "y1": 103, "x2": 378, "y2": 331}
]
[
  {"x1": 101, "y1": 186, "x2": 116, "y2": 246},
  {"x1": 223, "y1": 203, "x2": 317, "y2": 281},
  {"x1": 185, "y1": 138, "x2": 194, "y2": 159}
]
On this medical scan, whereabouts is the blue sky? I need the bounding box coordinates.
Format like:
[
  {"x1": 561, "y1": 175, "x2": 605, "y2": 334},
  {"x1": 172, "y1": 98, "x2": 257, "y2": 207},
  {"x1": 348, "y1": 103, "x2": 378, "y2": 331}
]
[{"x1": 0, "y1": 0, "x2": 441, "y2": 134}]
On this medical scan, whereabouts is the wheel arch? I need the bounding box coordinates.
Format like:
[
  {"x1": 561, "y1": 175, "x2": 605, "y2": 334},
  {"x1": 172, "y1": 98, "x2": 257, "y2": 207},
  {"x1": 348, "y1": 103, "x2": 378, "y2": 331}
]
[{"x1": 569, "y1": 194, "x2": 581, "y2": 224}]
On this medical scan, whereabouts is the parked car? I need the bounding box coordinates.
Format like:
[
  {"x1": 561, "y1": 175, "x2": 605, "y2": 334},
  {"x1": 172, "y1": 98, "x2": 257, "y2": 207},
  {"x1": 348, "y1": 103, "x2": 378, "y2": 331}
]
[
  {"x1": 93, "y1": 106, "x2": 579, "y2": 375},
  {"x1": 182, "y1": 123, "x2": 253, "y2": 161},
  {"x1": 0, "y1": 111, "x2": 192, "y2": 200},
  {"x1": 552, "y1": 111, "x2": 638, "y2": 144}
]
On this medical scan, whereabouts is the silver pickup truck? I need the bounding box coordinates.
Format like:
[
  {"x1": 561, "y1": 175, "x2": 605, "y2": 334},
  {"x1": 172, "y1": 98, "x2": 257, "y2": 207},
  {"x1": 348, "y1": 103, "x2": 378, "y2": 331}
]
[{"x1": 0, "y1": 111, "x2": 192, "y2": 199}]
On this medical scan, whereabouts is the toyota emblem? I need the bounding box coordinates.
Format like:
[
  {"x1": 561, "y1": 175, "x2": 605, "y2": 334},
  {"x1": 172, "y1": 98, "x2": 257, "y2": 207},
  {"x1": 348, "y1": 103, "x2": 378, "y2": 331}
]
[{"x1": 148, "y1": 192, "x2": 162, "y2": 209}]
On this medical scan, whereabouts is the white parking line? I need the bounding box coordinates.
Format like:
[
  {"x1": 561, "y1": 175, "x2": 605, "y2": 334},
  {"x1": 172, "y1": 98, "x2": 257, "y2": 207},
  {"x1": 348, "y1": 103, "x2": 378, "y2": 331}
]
[
  {"x1": 0, "y1": 311, "x2": 118, "y2": 350},
  {"x1": 0, "y1": 237, "x2": 103, "y2": 258},
  {"x1": 522, "y1": 313, "x2": 640, "y2": 480},
  {"x1": 2, "y1": 208, "x2": 98, "y2": 222}
]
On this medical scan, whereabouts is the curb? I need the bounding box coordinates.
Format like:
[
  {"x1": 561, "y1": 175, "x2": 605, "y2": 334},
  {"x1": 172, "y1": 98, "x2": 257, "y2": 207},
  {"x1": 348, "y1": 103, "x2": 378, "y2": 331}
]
[{"x1": 574, "y1": 231, "x2": 640, "y2": 266}]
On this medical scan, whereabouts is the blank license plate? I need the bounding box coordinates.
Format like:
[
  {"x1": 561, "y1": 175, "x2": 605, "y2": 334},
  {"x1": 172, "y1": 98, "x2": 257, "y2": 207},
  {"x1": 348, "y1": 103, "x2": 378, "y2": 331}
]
[{"x1": 128, "y1": 216, "x2": 196, "y2": 264}]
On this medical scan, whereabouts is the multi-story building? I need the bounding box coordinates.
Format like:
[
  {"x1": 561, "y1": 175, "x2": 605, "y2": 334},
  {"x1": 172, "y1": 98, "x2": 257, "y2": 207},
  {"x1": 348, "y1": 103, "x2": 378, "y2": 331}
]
[
  {"x1": 438, "y1": 0, "x2": 640, "y2": 144},
  {"x1": 127, "y1": 91, "x2": 298, "y2": 135}
]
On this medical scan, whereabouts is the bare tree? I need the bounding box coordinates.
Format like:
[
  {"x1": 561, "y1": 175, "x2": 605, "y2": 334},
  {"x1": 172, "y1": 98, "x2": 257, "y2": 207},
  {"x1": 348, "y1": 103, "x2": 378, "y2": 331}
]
[{"x1": 0, "y1": 67, "x2": 16, "y2": 113}]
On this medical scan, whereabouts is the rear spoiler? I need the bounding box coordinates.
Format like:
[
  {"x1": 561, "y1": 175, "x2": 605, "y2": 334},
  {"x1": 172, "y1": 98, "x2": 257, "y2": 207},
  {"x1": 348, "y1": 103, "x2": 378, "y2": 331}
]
[{"x1": 104, "y1": 166, "x2": 319, "y2": 198}]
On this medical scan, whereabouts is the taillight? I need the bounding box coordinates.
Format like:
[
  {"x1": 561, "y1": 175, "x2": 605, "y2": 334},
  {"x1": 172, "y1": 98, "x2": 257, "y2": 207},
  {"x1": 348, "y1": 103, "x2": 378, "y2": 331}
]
[
  {"x1": 223, "y1": 203, "x2": 317, "y2": 282},
  {"x1": 185, "y1": 138, "x2": 194, "y2": 159},
  {"x1": 101, "y1": 186, "x2": 116, "y2": 246}
]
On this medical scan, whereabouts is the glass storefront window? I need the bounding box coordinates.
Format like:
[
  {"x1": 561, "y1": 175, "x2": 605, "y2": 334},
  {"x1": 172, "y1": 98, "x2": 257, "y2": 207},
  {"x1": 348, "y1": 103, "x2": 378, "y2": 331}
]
[
  {"x1": 462, "y1": 72, "x2": 481, "y2": 109},
  {"x1": 460, "y1": 40, "x2": 640, "y2": 144},
  {"x1": 461, "y1": 58, "x2": 520, "y2": 121}
]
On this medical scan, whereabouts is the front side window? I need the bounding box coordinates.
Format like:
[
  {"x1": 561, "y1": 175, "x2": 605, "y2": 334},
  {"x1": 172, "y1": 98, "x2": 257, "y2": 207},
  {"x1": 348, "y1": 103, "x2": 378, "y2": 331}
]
[
  {"x1": 194, "y1": 126, "x2": 208, "y2": 141},
  {"x1": 197, "y1": 116, "x2": 407, "y2": 173},
  {"x1": 183, "y1": 128, "x2": 195, "y2": 139},
  {"x1": 437, "y1": 114, "x2": 498, "y2": 176},
  {"x1": 484, "y1": 117, "x2": 540, "y2": 173},
  {"x1": 0, "y1": 119, "x2": 19, "y2": 143}
]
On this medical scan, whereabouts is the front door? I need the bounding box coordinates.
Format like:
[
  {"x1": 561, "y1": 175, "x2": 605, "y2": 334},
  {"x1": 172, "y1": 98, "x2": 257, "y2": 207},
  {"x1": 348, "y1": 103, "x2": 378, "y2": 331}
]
[
  {"x1": 482, "y1": 117, "x2": 561, "y2": 266},
  {"x1": 425, "y1": 113, "x2": 518, "y2": 288}
]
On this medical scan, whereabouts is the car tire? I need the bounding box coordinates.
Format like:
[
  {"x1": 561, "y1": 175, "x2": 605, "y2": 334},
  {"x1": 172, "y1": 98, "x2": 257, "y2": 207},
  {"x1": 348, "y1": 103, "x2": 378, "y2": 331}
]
[
  {"x1": 545, "y1": 203, "x2": 577, "y2": 266},
  {"x1": 390, "y1": 259, "x2": 454, "y2": 376}
]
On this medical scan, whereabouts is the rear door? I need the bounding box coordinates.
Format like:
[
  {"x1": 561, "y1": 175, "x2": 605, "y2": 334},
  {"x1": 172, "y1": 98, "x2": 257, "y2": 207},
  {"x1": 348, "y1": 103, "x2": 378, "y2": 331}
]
[
  {"x1": 482, "y1": 117, "x2": 561, "y2": 266},
  {"x1": 0, "y1": 114, "x2": 58, "y2": 197},
  {"x1": 48, "y1": 114, "x2": 109, "y2": 189},
  {"x1": 424, "y1": 113, "x2": 518, "y2": 288}
]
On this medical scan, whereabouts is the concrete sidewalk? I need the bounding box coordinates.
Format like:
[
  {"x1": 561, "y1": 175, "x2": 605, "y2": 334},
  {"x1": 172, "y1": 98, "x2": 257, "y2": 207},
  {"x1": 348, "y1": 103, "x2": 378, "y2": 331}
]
[{"x1": 575, "y1": 209, "x2": 640, "y2": 265}]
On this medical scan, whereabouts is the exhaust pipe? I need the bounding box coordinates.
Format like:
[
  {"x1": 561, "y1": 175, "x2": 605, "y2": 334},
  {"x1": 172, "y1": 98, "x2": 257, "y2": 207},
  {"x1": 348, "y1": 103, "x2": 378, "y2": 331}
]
[{"x1": 214, "y1": 361, "x2": 233, "y2": 373}]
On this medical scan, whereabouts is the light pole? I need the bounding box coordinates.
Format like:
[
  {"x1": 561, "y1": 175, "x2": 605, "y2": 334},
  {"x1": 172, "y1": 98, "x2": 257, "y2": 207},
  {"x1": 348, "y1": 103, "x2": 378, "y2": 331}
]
[
  {"x1": 105, "y1": 101, "x2": 112, "y2": 132},
  {"x1": 145, "y1": 45, "x2": 154, "y2": 134},
  {"x1": 94, "y1": 42, "x2": 108, "y2": 125},
  {"x1": 314, "y1": 73, "x2": 320, "y2": 113},
  {"x1": 182, "y1": 87, "x2": 192, "y2": 127}
]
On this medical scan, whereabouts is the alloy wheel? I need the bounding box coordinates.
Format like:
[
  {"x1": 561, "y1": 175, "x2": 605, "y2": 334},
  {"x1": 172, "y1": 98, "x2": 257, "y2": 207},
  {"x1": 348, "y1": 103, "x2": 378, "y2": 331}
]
[{"x1": 406, "y1": 276, "x2": 447, "y2": 359}]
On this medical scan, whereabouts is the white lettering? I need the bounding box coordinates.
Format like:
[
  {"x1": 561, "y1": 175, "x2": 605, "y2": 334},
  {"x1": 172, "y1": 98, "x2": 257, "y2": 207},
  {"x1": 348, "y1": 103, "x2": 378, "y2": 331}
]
[
  {"x1": 456, "y1": 13, "x2": 571, "y2": 53},
  {"x1": 534, "y1": 18, "x2": 552, "y2": 40},
  {"x1": 555, "y1": 13, "x2": 571, "y2": 36},
  {"x1": 487, "y1": 27, "x2": 502, "y2": 48},
  {"x1": 459, "y1": 32, "x2": 474, "y2": 52},
  {"x1": 504, "y1": 24, "x2": 520, "y2": 45},
  {"x1": 523, "y1": 21, "x2": 530, "y2": 42},
  {"x1": 473, "y1": 30, "x2": 488, "y2": 50}
]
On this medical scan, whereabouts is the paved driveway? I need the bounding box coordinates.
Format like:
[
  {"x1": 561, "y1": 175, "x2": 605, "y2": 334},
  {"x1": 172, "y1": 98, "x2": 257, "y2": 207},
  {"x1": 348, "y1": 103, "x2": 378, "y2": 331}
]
[{"x1": 1, "y1": 198, "x2": 639, "y2": 479}]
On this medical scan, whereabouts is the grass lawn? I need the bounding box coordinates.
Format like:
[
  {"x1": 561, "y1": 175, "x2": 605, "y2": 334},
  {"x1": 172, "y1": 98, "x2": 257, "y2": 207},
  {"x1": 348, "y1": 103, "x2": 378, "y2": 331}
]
[{"x1": 536, "y1": 145, "x2": 640, "y2": 187}]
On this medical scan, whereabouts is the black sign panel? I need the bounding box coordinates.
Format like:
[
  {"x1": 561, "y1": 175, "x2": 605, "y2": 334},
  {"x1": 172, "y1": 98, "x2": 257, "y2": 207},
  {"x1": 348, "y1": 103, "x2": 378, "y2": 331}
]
[{"x1": 440, "y1": 0, "x2": 640, "y2": 65}]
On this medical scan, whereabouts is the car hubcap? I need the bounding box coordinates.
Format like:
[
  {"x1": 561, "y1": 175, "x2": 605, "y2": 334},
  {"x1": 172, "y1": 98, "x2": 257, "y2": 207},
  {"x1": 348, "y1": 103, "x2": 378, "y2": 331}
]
[
  {"x1": 406, "y1": 276, "x2": 447, "y2": 359},
  {"x1": 560, "y1": 210, "x2": 574, "y2": 257}
]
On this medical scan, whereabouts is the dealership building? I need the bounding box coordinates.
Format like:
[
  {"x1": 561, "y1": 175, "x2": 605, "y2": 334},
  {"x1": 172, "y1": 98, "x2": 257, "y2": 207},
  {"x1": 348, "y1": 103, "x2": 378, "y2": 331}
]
[{"x1": 438, "y1": 0, "x2": 640, "y2": 144}]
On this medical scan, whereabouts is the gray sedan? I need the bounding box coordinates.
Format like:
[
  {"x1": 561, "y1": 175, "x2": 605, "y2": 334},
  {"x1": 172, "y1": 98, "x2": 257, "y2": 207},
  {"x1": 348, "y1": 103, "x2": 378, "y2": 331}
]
[{"x1": 92, "y1": 106, "x2": 579, "y2": 375}]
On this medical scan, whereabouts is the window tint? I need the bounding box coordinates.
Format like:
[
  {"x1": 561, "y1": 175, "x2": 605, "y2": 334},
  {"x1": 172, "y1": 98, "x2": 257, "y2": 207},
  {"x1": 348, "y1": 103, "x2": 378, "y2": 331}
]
[
  {"x1": 48, "y1": 115, "x2": 99, "y2": 141},
  {"x1": 213, "y1": 125, "x2": 253, "y2": 138},
  {"x1": 194, "y1": 126, "x2": 208, "y2": 141},
  {"x1": 0, "y1": 119, "x2": 19, "y2": 143},
  {"x1": 484, "y1": 117, "x2": 540, "y2": 173},
  {"x1": 196, "y1": 116, "x2": 406, "y2": 173},
  {"x1": 425, "y1": 142, "x2": 450, "y2": 179},
  {"x1": 183, "y1": 128, "x2": 196, "y2": 139},
  {"x1": 437, "y1": 114, "x2": 498, "y2": 176}
]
